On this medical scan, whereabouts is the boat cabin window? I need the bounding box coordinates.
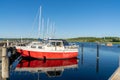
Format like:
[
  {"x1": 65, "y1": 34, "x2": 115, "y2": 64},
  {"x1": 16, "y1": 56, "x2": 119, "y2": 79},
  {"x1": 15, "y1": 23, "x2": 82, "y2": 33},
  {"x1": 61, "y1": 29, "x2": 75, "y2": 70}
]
[
  {"x1": 38, "y1": 46, "x2": 42, "y2": 49},
  {"x1": 63, "y1": 40, "x2": 69, "y2": 46},
  {"x1": 51, "y1": 42, "x2": 56, "y2": 46},
  {"x1": 50, "y1": 42, "x2": 62, "y2": 47},
  {"x1": 31, "y1": 46, "x2": 36, "y2": 48},
  {"x1": 32, "y1": 42, "x2": 41, "y2": 45},
  {"x1": 56, "y1": 42, "x2": 62, "y2": 47}
]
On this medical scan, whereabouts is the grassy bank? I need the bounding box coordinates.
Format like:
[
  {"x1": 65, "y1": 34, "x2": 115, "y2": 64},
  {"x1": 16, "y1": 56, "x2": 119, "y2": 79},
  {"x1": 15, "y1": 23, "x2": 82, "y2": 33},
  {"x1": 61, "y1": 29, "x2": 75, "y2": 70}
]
[
  {"x1": 1, "y1": 37, "x2": 120, "y2": 44},
  {"x1": 66, "y1": 37, "x2": 120, "y2": 44}
]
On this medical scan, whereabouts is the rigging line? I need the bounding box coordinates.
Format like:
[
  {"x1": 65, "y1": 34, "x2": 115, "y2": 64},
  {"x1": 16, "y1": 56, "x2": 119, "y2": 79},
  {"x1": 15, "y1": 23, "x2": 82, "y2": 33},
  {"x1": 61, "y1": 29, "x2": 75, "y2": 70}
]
[{"x1": 28, "y1": 8, "x2": 39, "y2": 38}]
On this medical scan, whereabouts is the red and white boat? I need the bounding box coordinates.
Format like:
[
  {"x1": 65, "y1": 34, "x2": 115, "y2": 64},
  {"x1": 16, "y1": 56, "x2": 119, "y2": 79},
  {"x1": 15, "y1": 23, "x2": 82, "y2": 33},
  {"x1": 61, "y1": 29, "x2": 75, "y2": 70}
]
[{"x1": 15, "y1": 39, "x2": 78, "y2": 59}]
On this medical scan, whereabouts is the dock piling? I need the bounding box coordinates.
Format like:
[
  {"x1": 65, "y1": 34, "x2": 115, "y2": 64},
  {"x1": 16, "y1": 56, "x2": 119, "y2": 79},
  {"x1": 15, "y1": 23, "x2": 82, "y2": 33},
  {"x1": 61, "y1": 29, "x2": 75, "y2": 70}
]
[
  {"x1": 81, "y1": 43, "x2": 83, "y2": 53},
  {"x1": 2, "y1": 47, "x2": 9, "y2": 79},
  {"x1": 97, "y1": 44, "x2": 99, "y2": 59},
  {"x1": 7, "y1": 40, "x2": 9, "y2": 47}
]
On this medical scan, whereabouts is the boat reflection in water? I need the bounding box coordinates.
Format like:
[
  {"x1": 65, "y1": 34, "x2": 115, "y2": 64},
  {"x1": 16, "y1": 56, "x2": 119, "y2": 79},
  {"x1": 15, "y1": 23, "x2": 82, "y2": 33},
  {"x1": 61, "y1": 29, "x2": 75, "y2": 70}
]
[{"x1": 16, "y1": 58, "x2": 78, "y2": 77}]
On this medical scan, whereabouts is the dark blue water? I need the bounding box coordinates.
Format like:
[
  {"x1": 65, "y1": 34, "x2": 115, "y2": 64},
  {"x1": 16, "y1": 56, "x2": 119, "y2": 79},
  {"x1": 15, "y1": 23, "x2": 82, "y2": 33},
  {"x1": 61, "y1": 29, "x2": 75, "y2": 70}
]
[{"x1": 10, "y1": 43, "x2": 120, "y2": 80}]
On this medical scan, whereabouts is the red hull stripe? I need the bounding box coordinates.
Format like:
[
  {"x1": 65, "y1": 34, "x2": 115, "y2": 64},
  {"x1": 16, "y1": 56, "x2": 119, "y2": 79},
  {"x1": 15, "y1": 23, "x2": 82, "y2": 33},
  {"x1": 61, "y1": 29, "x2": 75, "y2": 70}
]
[{"x1": 17, "y1": 49, "x2": 78, "y2": 59}]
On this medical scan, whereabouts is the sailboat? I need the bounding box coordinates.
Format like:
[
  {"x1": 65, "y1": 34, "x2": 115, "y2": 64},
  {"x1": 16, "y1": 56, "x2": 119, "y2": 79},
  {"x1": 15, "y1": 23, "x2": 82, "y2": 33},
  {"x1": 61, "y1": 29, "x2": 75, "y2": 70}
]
[
  {"x1": 15, "y1": 6, "x2": 79, "y2": 59},
  {"x1": 16, "y1": 39, "x2": 78, "y2": 59}
]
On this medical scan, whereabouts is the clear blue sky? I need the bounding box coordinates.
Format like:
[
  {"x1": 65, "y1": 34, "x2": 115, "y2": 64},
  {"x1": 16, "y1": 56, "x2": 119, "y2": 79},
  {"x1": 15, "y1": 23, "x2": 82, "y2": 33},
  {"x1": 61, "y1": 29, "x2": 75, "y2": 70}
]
[{"x1": 0, "y1": 0, "x2": 120, "y2": 38}]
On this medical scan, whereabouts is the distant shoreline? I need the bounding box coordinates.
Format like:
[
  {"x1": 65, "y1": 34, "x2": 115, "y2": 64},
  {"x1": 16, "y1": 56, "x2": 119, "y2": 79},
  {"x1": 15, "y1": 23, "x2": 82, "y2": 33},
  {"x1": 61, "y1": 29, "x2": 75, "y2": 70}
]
[
  {"x1": 1, "y1": 37, "x2": 120, "y2": 44},
  {"x1": 66, "y1": 37, "x2": 120, "y2": 44}
]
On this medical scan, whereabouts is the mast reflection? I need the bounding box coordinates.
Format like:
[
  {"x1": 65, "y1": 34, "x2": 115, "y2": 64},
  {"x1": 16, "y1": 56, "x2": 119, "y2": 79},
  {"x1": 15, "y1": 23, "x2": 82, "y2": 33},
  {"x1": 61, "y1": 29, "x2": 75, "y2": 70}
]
[
  {"x1": 81, "y1": 43, "x2": 84, "y2": 65},
  {"x1": 96, "y1": 44, "x2": 99, "y2": 73}
]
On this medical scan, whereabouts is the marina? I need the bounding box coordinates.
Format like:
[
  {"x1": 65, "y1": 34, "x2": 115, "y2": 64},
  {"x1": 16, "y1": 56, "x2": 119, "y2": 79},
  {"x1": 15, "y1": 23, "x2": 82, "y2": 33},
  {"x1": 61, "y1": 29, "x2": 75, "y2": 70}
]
[
  {"x1": 1, "y1": 0, "x2": 120, "y2": 80},
  {"x1": 0, "y1": 41, "x2": 120, "y2": 80}
]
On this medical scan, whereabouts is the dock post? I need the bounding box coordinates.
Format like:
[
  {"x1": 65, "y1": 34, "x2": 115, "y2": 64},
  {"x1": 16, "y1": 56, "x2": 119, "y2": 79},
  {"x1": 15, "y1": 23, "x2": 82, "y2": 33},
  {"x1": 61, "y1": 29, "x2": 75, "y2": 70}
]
[
  {"x1": 2, "y1": 47, "x2": 9, "y2": 80},
  {"x1": 81, "y1": 43, "x2": 84, "y2": 53},
  {"x1": 7, "y1": 40, "x2": 9, "y2": 47},
  {"x1": 97, "y1": 43, "x2": 99, "y2": 59}
]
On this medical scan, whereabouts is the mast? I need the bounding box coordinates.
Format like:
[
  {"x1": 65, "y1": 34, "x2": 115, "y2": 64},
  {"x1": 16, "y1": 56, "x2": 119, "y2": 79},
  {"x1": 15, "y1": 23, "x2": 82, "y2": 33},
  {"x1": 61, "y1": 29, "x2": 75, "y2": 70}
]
[
  {"x1": 46, "y1": 18, "x2": 49, "y2": 39},
  {"x1": 51, "y1": 22, "x2": 55, "y2": 39},
  {"x1": 41, "y1": 18, "x2": 44, "y2": 39},
  {"x1": 38, "y1": 6, "x2": 42, "y2": 39},
  {"x1": 50, "y1": 21, "x2": 52, "y2": 39},
  {"x1": 52, "y1": 22, "x2": 55, "y2": 38}
]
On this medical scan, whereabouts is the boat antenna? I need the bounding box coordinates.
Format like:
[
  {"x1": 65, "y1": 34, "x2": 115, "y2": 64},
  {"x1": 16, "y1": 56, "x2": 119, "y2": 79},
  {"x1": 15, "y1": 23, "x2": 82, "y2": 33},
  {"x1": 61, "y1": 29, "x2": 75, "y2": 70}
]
[{"x1": 38, "y1": 6, "x2": 42, "y2": 39}]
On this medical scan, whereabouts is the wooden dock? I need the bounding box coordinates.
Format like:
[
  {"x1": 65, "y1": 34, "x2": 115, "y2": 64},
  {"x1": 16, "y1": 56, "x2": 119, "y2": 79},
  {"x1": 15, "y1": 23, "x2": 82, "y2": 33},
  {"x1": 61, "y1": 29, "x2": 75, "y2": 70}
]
[
  {"x1": 0, "y1": 48, "x2": 2, "y2": 80},
  {"x1": 109, "y1": 67, "x2": 120, "y2": 80}
]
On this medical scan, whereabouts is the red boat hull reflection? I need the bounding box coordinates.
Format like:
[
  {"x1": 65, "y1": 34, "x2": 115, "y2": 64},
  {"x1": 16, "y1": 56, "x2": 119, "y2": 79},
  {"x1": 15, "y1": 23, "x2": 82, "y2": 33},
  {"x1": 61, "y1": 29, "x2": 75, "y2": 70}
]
[
  {"x1": 16, "y1": 58, "x2": 78, "y2": 77},
  {"x1": 17, "y1": 58, "x2": 78, "y2": 68}
]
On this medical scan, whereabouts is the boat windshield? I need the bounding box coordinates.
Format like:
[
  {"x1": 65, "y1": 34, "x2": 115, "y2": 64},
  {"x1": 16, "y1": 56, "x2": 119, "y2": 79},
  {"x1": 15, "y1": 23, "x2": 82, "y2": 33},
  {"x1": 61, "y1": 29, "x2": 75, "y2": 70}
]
[
  {"x1": 56, "y1": 42, "x2": 62, "y2": 46},
  {"x1": 31, "y1": 42, "x2": 42, "y2": 45},
  {"x1": 63, "y1": 40, "x2": 69, "y2": 46},
  {"x1": 51, "y1": 42, "x2": 56, "y2": 46},
  {"x1": 50, "y1": 42, "x2": 62, "y2": 47},
  {"x1": 48, "y1": 39, "x2": 69, "y2": 46}
]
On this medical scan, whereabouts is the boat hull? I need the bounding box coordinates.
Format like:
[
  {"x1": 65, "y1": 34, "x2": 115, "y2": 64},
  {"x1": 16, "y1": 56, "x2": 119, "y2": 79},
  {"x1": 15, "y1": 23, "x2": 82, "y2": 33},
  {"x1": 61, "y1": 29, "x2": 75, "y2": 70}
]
[{"x1": 16, "y1": 49, "x2": 78, "y2": 59}]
